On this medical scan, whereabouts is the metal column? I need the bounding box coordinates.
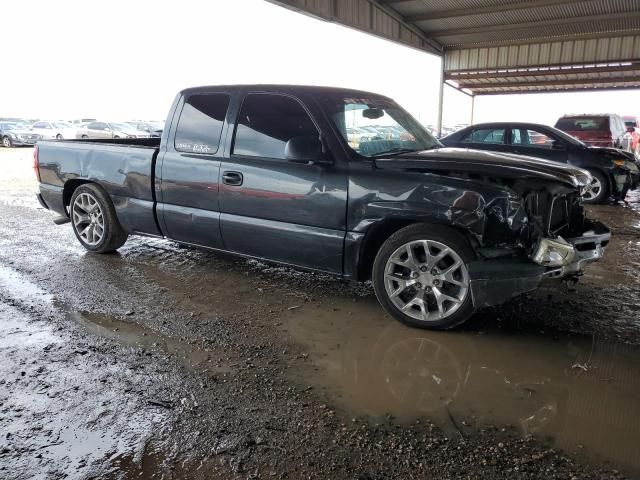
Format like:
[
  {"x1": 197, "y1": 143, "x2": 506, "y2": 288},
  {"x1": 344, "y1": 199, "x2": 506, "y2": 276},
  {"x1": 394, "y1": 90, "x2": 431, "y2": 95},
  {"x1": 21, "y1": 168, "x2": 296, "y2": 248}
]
[
  {"x1": 470, "y1": 94, "x2": 475, "y2": 125},
  {"x1": 436, "y1": 60, "x2": 444, "y2": 137}
]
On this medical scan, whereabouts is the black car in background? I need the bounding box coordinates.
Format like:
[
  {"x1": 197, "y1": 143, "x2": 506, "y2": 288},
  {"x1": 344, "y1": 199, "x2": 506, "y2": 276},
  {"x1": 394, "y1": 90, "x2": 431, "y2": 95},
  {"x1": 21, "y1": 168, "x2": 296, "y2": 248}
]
[{"x1": 441, "y1": 122, "x2": 639, "y2": 204}]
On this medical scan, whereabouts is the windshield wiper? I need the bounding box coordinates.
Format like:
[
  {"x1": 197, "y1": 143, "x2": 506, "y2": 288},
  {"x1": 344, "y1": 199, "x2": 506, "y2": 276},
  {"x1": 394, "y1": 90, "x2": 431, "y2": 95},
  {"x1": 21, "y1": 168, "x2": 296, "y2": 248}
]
[
  {"x1": 370, "y1": 148, "x2": 420, "y2": 158},
  {"x1": 370, "y1": 145, "x2": 439, "y2": 158}
]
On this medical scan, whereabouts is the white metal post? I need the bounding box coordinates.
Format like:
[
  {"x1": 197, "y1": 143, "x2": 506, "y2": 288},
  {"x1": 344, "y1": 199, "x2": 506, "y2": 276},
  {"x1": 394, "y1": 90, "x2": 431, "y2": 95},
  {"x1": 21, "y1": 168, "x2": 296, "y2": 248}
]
[
  {"x1": 436, "y1": 59, "x2": 444, "y2": 137},
  {"x1": 470, "y1": 94, "x2": 475, "y2": 125}
]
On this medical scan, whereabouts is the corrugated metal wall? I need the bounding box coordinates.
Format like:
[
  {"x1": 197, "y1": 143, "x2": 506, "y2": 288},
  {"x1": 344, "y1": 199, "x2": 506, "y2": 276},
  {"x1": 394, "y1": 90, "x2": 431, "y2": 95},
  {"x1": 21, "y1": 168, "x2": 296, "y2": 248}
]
[{"x1": 445, "y1": 35, "x2": 640, "y2": 72}]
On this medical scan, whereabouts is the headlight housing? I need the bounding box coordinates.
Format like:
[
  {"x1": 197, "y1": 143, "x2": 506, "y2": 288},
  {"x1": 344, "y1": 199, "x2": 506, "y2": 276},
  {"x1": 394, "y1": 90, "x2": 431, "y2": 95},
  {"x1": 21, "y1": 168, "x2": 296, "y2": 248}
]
[
  {"x1": 613, "y1": 159, "x2": 639, "y2": 172},
  {"x1": 532, "y1": 236, "x2": 576, "y2": 267}
]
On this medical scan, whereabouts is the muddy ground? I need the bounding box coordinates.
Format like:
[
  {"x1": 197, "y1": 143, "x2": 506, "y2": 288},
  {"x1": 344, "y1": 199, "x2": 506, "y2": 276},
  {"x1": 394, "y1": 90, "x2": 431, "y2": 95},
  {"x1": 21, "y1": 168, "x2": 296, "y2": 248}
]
[{"x1": 1, "y1": 146, "x2": 640, "y2": 479}]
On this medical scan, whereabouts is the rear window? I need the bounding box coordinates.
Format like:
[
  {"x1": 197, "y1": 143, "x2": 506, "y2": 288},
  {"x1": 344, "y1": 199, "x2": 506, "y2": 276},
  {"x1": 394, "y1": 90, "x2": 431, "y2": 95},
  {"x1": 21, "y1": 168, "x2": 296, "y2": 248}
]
[
  {"x1": 555, "y1": 117, "x2": 609, "y2": 131},
  {"x1": 175, "y1": 93, "x2": 230, "y2": 154}
]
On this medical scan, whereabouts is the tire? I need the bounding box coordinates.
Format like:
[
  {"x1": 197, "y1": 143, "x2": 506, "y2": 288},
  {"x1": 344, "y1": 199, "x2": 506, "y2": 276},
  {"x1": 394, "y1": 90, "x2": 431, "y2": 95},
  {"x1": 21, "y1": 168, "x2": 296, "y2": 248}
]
[
  {"x1": 2, "y1": 136, "x2": 12, "y2": 148},
  {"x1": 69, "y1": 184, "x2": 128, "y2": 253},
  {"x1": 582, "y1": 170, "x2": 609, "y2": 204},
  {"x1": 81, "y1": 135, "x2": 89, "y2": 139},
  {"x1": 56, "y1": 134, "x2": 63, "y2": 140},
  {"x1": 372, "y1": 223, "x2": 475, "y2": 330}
]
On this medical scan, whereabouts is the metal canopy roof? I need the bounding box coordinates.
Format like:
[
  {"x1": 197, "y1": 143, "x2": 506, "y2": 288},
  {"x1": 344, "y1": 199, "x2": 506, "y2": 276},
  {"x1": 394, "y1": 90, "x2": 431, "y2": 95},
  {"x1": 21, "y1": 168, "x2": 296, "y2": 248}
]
[{"x1": 267, "y1": 0, "x2": 640, "y2": 95}]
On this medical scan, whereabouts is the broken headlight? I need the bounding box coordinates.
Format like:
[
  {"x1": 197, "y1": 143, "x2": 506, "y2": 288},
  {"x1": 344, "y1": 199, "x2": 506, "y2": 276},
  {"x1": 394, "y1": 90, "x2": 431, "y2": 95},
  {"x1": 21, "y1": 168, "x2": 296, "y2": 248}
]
[{"x1": 532, "y1": 236, "x2": 576, "y2": 267}]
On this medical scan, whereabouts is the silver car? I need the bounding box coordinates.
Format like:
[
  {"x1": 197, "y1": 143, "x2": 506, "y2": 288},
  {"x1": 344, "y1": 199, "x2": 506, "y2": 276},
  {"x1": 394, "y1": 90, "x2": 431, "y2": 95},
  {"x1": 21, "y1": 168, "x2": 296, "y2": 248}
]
[{"x1": 77, "y1": 121, "x2": 150, "y2": 139}]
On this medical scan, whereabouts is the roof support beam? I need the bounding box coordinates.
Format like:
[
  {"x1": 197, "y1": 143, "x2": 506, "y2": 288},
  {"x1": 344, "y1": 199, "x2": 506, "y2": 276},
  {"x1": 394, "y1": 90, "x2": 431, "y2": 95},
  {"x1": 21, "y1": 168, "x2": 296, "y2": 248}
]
[
  {"x1": 446, "y1": 62, "x2": 640, "y2": 80},
  {"x1": 461, "y1": 76, "x2": 640, "y2": 90},
  {"x1": 474, "y1": 85, "x2": 640, "y2": 95},
  {"x1": 428, "y1": 12, "x2": 640, "y2": 37},
  {"x1": 405, "y1": 0, "x2": 575, "y2": 22}
]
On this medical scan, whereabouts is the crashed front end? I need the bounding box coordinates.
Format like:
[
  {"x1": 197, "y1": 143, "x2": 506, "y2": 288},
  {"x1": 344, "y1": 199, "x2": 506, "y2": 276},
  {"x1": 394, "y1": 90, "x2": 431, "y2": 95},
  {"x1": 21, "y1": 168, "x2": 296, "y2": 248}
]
[{"x1": 468, "y1": 170, "x2": 611, "y2": 308}]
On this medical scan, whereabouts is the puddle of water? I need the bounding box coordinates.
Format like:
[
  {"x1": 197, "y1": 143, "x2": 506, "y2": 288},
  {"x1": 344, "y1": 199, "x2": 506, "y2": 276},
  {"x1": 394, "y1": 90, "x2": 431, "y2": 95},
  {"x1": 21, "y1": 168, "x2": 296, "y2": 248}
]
[
  {"x1": 283, "y1": 297, "x2": 640, "y2": 476},
  {"x1": 68, "y1": 310, "x2": 230, "y2": 374}
]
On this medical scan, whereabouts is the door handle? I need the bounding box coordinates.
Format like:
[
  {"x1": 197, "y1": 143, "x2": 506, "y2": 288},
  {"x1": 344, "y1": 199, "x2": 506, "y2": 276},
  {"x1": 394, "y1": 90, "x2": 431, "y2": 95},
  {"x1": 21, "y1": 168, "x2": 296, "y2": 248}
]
[{"x1": 222, "y1": 171, "x2": 243, "y2": 186}]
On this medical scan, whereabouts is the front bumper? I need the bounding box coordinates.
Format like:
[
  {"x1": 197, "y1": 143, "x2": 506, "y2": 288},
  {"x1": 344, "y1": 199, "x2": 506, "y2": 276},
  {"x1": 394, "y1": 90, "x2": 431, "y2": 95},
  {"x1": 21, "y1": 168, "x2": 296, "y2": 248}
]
[
  {"x1": 9, "y1": 135, "x2": 40, "y2": 146},
  {"x1": 469, "y1": 220, "x2": 610, "y2": 308},
  {"x1": 544, "y1": 220, "x2": 610, "y2": 278}
]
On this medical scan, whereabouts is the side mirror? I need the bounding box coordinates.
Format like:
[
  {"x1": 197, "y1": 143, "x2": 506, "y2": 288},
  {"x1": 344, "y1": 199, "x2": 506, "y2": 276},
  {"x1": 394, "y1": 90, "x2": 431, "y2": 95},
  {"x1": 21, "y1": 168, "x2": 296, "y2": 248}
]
[{"x1": 285, "y1": 136, "x2": 332, "y2": 165}]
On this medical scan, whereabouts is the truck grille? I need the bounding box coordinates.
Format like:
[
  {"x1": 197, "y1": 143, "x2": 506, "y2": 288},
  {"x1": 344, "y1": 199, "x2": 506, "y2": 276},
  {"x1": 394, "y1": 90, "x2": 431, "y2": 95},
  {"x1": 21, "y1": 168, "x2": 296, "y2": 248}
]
[{"x1": 549, "y1": 193, "x2": 582, "y2": 235}]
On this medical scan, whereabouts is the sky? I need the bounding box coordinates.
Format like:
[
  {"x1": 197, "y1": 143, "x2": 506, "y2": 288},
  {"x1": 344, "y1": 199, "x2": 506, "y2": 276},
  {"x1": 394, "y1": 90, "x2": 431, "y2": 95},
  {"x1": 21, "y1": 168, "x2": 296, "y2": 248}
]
[{"x1": 2, "y1": 0, "x2": 639, "y2": 126}]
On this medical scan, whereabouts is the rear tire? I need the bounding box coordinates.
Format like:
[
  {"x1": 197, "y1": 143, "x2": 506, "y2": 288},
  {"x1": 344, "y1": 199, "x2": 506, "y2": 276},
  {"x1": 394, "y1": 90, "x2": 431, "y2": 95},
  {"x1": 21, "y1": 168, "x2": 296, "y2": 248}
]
[
  {"x1": 56, "y1": 134, "x2": 63, "y2": 140},
  {"x1": 582, "y1": 170, "x2": 609, "y2": 204},
  {"x1": 372, "y1": 223, "x2": 475, "y2": 330},
  {"x1": 69, "y1": 184, "x2": 128, "y2": 253},
  {"x1": 81, "y1": 135, "x2": 89, "y2": 139}
]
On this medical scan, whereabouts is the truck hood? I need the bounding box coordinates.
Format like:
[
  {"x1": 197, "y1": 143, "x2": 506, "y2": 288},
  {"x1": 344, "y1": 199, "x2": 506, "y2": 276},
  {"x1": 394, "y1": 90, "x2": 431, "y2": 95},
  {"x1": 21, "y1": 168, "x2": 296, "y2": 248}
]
[{"x1": 373, "y1": 147, "x2": 591, "y2": 189}]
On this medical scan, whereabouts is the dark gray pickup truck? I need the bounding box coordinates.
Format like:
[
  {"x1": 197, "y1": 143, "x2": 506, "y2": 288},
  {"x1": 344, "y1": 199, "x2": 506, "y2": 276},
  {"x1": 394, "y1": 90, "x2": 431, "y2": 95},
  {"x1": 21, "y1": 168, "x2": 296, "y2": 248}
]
[{"x1": 35, "y1": 85, "x2": 610, "y2": 329}]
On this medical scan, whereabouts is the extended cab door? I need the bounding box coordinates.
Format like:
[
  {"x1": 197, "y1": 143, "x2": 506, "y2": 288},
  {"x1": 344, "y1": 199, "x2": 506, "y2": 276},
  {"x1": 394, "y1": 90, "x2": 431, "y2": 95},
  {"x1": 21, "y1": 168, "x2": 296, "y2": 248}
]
[
  {"x1": 157, "y1": 91, "x2": 233, "y2": 249},
  {"x1": 509, "y1": 126, "x2": 569, "y2": 163},
  {"x1": 218, "y1": 91, "x2": 348, "y2": 273}
]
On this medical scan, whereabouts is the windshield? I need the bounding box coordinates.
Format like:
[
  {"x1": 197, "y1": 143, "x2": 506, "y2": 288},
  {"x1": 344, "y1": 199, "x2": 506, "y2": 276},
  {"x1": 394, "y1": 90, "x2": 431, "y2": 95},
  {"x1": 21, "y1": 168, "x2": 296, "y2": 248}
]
[
  {"x1": 0, "y1": 122, "x2": 18, "y2": 130},
  {"x1": 548, "y1": 126, "x2": 586, "y2": 147},
  {"x1": 53, "y1": 122, "x2": 72, "y2": 128},
  {"x1": 319, "y1": 94, "x2": 441, "y2": 157}
]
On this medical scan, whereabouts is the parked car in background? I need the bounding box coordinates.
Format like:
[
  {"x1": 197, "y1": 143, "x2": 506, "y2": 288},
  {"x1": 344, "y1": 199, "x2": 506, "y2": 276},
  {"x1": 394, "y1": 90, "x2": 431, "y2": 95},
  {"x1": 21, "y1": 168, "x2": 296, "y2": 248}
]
[
  {"x1": 125, "y1": 121, "x2": 163, "y2": 137},
  {"x1": 554, "y1": 114, "x2": 629, "y2": 151},
  {"x1": 441, "y1": 122, "x2": 639, "y2": 204},
  {"x1": 35, "y1": 84, "x2": 610, "y2": 330},
  {"x1": 29, "y1": 121, "x2": 77, "y2": 140},
  {"x1": 76, "y1": 121, "x2": 151, "y2": 139},
  {"x1": 0, "y1": 121, "x2": 41, "y2": 147},
  {"x1": 69, "y1": 118, "x2": 97, "y2": 126},
  {"x1": 623, "y1": 115, "x2": 640, "y2": 155}
]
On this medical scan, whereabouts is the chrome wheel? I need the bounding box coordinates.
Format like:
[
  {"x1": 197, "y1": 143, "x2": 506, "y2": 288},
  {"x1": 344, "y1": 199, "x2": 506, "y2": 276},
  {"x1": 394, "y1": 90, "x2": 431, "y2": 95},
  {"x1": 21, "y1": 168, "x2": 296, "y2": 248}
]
[
  {"x1": 582, "y1": 175, "x2": 602, "y2": 202},
  {"x1": 72, "y1": 192, "x2": 104, "y2": 246},
  {"x1": 2, "y1": 136, "x2": 10, "y2": 148},
  {"x1": 384, "y1": 240, "x2": 469, "y2": 322}
]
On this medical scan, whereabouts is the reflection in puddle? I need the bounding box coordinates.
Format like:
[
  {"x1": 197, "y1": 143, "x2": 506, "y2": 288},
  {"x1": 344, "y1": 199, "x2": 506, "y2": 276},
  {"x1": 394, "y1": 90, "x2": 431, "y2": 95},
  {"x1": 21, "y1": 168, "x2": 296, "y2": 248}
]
[{"x1": 283, "y1": 298, "x2": 640, "y2": 475}]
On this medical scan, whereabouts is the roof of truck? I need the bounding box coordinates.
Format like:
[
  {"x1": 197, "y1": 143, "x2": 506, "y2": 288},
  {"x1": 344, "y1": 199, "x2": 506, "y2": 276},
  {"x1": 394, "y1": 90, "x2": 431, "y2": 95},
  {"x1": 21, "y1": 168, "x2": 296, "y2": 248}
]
[{"x1": 180, "y1": 84, "x2": 394, "y2": 99}]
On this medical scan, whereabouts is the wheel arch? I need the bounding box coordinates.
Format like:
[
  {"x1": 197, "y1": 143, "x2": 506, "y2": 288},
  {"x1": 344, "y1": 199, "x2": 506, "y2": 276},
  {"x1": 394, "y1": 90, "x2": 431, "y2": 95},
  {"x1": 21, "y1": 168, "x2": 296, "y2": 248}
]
[
  {"x1": 354, "y1": 218, "x2": 478, "y2": 282},
  {"x1": 63, "y1": 179, "x2": 96, "y2": 214}
]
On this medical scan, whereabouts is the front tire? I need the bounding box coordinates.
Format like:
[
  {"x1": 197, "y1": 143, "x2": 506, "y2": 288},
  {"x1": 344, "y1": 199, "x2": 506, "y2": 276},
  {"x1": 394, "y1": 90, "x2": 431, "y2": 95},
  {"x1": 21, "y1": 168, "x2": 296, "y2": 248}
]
[
  {"x1": 372, "y1": 224, "x2": 475, "y2": 330},
  {"x1": 70, "y1": 184, "x2": 128, "y2": 253},
  {"x1": 2, "y1": 136, "x2": 12, "y2": 148},
  {"x1": 582, "y1": 170, "x2": 609, "y2": 204},
  {"x1": 56, "y1": 134, "x2": 63, "y2": 140}
]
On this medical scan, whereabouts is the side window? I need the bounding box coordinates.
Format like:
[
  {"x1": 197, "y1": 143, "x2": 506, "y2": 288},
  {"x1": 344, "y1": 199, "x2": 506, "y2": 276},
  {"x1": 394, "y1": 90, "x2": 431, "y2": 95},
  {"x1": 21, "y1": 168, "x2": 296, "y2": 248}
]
[
  {"x1": 460, "y1": 128, "x2": 505, "y2": 144},
  {"x1": 512, "y1": 128, "x2": 555, "y2": 148},
  {"x1": 174, "y1": 93, "x2": 230, "y2": 154},
  {"x1": 233, "y1": 93, "x2": 318, "y2": 159},
  {"x1": 33, "y1": 122, "x2": 46, "y2": 129}
]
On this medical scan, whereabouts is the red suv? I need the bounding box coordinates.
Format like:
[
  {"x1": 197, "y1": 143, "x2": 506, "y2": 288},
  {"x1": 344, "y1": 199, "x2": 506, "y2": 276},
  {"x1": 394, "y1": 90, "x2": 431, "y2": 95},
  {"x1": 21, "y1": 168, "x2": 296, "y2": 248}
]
[
  {"x1": 623, "y1": 116, "x2": 640, "y2": 155},
  {"x1": 555, "y1": 114, "x2": 629, "y2": 150}
]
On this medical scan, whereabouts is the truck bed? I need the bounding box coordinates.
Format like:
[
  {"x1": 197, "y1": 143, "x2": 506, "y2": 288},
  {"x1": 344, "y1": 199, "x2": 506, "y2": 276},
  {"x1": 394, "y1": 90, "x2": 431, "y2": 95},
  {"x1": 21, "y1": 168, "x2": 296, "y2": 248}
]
[{"x1": 36, "y1": 138, "x2": 162, "y2": 236}]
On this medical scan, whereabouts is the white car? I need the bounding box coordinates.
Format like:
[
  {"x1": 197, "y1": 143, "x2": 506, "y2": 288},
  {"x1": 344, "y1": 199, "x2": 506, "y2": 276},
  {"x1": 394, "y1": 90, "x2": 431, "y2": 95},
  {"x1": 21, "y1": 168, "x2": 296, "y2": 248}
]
[{"x1": 29, "y1": 121, "x2": 77, "y2": 140}]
